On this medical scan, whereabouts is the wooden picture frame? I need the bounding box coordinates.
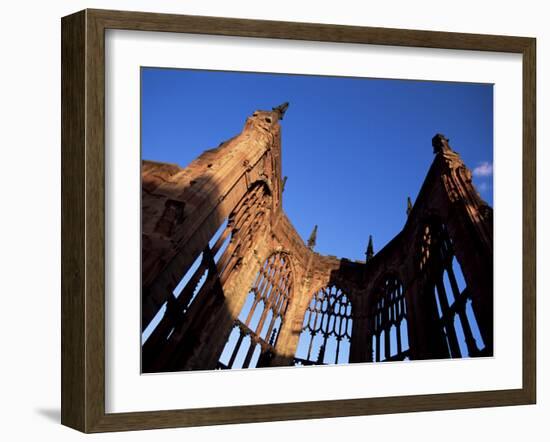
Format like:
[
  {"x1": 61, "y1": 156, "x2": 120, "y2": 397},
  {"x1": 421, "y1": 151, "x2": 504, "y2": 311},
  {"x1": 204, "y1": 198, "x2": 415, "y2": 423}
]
[{"x1": 61, "y1": 8, "x2": 536, "y2": 433}]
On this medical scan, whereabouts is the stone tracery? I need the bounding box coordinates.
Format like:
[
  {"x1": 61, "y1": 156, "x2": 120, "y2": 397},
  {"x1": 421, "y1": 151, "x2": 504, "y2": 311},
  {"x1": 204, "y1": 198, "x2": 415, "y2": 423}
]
[{"x1": 141, "y1": 104, "x2": 493, "y2": 372}]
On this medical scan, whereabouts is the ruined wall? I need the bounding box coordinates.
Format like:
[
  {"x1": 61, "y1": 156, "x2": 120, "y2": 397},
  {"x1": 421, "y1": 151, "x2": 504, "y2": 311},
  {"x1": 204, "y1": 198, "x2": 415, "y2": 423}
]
[
  {"x1": 141, "y1": 108, "x2": 493, "y2": 373},
  {"x1": 141, "y1": 108, "x2": 283, "y2": 328}
]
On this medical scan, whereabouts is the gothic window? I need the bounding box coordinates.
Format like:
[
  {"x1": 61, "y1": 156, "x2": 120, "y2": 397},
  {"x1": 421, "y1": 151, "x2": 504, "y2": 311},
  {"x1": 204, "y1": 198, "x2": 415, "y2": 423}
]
[
  {"x1": 294, "y1": 286, "x2": 353, "y2": 366},
  {"x1": 421, "y1": 220, "x2": 486, "y2": 358},
  {"x1": 218, "y1": 252, "x2": 293, "y2": 369},
  {"x1": 371, "y1": 277, "x2": 409, "y2": 362},
  {"x1": 142, "y1": 182, "x2": 270, "y2": 348}
]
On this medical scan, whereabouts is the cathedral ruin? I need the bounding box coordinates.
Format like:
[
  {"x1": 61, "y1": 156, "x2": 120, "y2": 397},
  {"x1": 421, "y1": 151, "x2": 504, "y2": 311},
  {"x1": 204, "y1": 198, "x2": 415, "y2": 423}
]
[{"x1": 141, "y1": 103, "x2": 493, "y2": 373}]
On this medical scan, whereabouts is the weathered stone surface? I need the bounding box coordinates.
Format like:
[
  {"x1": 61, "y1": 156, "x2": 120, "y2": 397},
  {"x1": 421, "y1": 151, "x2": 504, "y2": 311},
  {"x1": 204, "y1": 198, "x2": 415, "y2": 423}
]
[{"x1": 141, "y1": 106, "x2": 493, "y2": 372}]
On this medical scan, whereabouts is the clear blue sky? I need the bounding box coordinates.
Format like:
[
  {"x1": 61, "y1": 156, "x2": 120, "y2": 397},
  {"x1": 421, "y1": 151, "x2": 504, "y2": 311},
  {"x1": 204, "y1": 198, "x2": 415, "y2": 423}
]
[{"x1": 141, "y1": 67, "x2": 493, "y2": 262}]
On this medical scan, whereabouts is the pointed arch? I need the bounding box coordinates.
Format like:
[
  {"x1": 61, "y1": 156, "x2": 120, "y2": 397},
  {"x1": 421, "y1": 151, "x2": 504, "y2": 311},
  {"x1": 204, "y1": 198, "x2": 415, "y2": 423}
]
[
  {"x1": 218, "y1": 252, "x2": 293, "y2": 369},
  {"x1": 294, "y1": 285, "x2": 353, "y2": 365},
  {"x1": 369, "y1": 275, "x2": 410, "y2": 362},
  {"x1": 142, "y1": 181, "x2": 272, "y2": 371},
  {"x1": 419, "y1": 217, "x2": 485, "y2": 358}
]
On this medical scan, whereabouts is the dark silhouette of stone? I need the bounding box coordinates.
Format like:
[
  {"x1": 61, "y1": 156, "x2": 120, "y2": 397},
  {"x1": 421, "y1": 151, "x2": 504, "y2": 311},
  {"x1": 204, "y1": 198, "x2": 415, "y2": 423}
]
[
  {"x1": 272, "y1": 102, "x2": 289, "y2": 120},
  {"x1": 432, "y1": 133, "x2": 451, "y2": 153},
  {"x1": 141, "y1": 107, "x2": 493, "y2": 372}
]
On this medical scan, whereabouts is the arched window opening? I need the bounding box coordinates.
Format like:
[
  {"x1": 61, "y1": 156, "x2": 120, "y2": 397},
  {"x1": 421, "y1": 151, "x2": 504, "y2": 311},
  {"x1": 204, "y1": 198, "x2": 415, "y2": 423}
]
[
  {"x1": 466, "y1": 299, "x2": 485, "y2": 350},
  {"x1": 142, "y1": 183, "x2": 269, "y2": 351},
  {"x1": 231, "y1": 335, "x2": 252, "y2": 369},
  {"x1": 421, "y1": 220, "x2": 486, "y2": 358},
  {"x1": 378, "y1": 330, "x2": 385, "y2": 361},
  {"x1": 400, "y1": 319, "x2": 409, "y2": 350},
  {"x1": 218, "y1": 326, "x2": 240, "y2": 367},
  {"x1": 250, "y1": 345, "x2": 262, "y2": 368},
  {"x1": 217, "y1": 252, "x2": 293, "y2": 370},
  {"x1": 248, "y1": 300, "x2": 265, "y2": 332},
  {"x1": 294, "y1": 285, "x2": 353, "y2": 366},
  {"x1": 370, "y1": 277, "x2": 409, "y2": 362},
  {"x1": 142, "y1": 239, "x2": 214, "y2": 344}
]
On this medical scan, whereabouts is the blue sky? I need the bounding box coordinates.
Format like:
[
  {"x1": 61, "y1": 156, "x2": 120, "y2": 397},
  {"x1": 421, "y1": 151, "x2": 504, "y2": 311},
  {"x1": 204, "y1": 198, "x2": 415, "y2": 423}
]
[
  {"x1": 141, "y1": 67, "x2": 493, "y2": 262},
  {"x1": 141, "y1": 67, "x2": 493, "y2": 363}
]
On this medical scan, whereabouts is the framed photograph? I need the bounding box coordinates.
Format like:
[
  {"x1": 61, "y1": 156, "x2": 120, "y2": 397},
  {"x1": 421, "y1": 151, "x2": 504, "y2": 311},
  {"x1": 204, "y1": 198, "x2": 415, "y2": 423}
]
[{"x1": 61, "y1": 8, "x2": 536, "y2": 433}]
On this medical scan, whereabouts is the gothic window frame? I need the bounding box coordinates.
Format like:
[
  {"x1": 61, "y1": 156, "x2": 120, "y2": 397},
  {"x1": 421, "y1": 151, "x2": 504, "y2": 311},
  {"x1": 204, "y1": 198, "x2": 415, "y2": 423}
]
[
  {"x1": 419, "y1": 218, "x2": 486, "y2": 358},
  {"x1": 294, "y1": 284, "x2": 353, "y2": 366},
  {"x1": 370, "y1": 275, "x2": 410, "y2": 362},
  {"x1": 218, "y1": 251, "x2": 293, "y2": 370},
  {"x1": 141, "y1": 181, "x2": 271, "y2": 369}
]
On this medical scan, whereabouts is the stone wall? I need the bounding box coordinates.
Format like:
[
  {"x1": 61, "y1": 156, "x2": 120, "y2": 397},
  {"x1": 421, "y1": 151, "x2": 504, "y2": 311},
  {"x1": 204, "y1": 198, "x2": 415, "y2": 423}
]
[{"x1": 141, "y1": 109, "x2": 493, "y2": 373}]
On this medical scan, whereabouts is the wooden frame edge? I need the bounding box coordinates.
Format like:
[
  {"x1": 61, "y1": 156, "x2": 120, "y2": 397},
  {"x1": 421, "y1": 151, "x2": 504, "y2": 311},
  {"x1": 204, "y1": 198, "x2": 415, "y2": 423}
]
[
  {"x1": 61, "y1": 9, "x2": 87, "y2": 432},
  {"x1": 61, "y1": 8, "x2": 537, "y2": 433},
  {"x1": 88, "y1": 389, "x2": 533, "y2": 433},
  {"x1": 521, "y1": 37, "x2": 536, "y2": 405}
]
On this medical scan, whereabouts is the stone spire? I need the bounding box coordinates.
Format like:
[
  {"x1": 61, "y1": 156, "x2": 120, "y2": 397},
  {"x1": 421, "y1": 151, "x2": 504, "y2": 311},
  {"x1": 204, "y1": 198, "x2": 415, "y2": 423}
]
[
  {"x1": 272, "y1": 102, "x2": 290, "y2": 120},
  {"x1": 406, "y1": 196, "x2": 413, "y2": 216},
  {"x1": 432, "y1": 133, "x2": 452, "y2": 154},
  {"x1": 307, "y1": 225, "x2": 318, "y2": 250},
  {"x1": 366, "y1": 235, "x2": 374, "y2": 261}
]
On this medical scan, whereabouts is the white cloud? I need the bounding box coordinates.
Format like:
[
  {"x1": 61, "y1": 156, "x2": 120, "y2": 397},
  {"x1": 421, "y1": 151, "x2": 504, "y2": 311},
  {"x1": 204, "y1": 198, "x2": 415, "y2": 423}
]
[{"x1": 473, "y1": 161, "x2": 493, "y2": 177}]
